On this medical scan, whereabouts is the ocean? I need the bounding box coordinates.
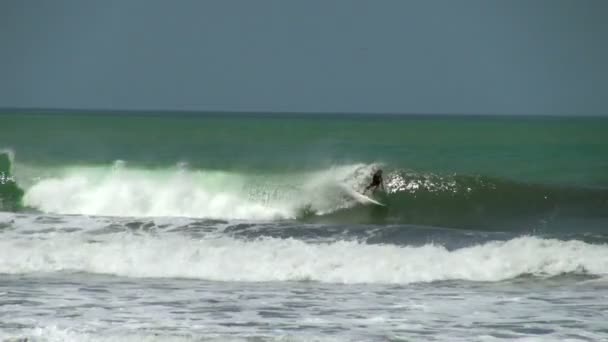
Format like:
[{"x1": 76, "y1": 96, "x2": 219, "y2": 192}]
[{"x1": 1, "y1": 112, "x2": 607, "y2": 341}]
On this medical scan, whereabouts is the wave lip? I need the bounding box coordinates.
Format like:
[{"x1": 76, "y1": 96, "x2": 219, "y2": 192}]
[{"x1": 1, "y1": 235, "x2": 606, "y2": 284}]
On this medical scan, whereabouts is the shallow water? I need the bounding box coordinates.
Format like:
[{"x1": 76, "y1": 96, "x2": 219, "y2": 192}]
[{"x1": 1, "y1": 212, "x2": 608, "y2": 341}]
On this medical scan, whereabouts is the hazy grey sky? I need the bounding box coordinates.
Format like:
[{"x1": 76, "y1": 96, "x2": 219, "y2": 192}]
[{"x1": 1, "y1": 0, "x2": 607, "y2": 115}]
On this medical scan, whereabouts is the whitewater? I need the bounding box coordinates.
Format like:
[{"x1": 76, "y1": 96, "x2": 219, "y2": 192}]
[
  {"x1": 21, "y1": 162, "x2": 380, "y2": 220},
  {"x1": 1, "y1": 213, "x2": 608, "y2": 283},
  {"x1": 1, "y1": 211, "x2": 608, "y2": 341}
]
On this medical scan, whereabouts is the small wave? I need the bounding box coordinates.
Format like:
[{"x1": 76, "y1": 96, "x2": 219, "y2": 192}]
[{"x1": 1, "y1": 233, "x2": 606, "y2": 284}]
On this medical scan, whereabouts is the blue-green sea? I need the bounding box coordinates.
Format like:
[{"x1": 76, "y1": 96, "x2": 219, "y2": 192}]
[{"x1": 1, "y1": 112, "x2": 607, "y2": 341}]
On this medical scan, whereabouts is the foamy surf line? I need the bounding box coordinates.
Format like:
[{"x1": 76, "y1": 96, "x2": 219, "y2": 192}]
[{"x1": 1, "y1": 234, "x2": 606, "y2": 284}]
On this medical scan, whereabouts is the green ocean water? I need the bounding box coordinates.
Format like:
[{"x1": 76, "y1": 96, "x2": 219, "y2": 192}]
[
  {"x1": 2, "y1": 112, "x2": 608, "y2": 183},
  {"x1": 2, "y1": 112, "x2": 608, "y2": 342},
  {"x1": 1, "y1": 112, "x2": 607, "y2": 229}
]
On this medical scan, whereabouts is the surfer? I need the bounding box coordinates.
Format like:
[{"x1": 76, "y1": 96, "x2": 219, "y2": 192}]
[{"x1": 364, "y1": 169, "x2": 384, "y2": 194}]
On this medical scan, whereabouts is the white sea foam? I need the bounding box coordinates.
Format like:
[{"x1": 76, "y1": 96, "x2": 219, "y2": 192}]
[
  {"x1": 22, "y1": 163, "x2": 377, "y2": 220},
  {"x1": 1, "y1": 233, "x2": 606, "y2": 284}
]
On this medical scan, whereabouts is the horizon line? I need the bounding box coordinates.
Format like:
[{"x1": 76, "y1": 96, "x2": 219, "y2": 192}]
[{"x1": 0, "y1": 106, "x2": 605, "y2": 118}]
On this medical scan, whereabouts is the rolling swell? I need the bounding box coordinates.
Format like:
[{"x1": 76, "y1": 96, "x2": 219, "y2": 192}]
[
  {"x1": 6, "y1": 155, "x2": 608, "y2": 231},
  {"x1": 311, "y1": 172, "x2": 608, "y2": 231}
]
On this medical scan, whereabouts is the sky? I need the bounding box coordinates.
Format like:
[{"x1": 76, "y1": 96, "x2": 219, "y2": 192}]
[{"x1": 1, "y1": 0, "x2": 607, "y2": 115}]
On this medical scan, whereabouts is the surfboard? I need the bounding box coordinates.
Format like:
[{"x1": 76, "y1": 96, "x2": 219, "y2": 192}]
[{"x1": 340, "y1": 184, "x2": 386, "y2": 206}]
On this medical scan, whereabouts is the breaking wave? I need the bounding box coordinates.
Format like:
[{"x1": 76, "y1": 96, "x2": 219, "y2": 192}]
[
  {"x1": 0, "y1": 230, "x2": 606, "y2": 284},
  {"x1": 1, "y1": 151, "x2": 606, "y2": 229}
]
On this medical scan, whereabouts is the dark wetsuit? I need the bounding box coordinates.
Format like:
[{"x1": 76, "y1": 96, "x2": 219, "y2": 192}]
[
  {"x1": 370, "y1": 173, "x2": 382, "y2": 187},
  {"x1": 365, "y1": 171, "x2": 383, "y2": 192}
]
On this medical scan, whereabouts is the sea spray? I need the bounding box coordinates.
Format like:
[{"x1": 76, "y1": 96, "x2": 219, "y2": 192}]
[{"x1": 22, "y1": 162, "x2": 379, "y2": 220}]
